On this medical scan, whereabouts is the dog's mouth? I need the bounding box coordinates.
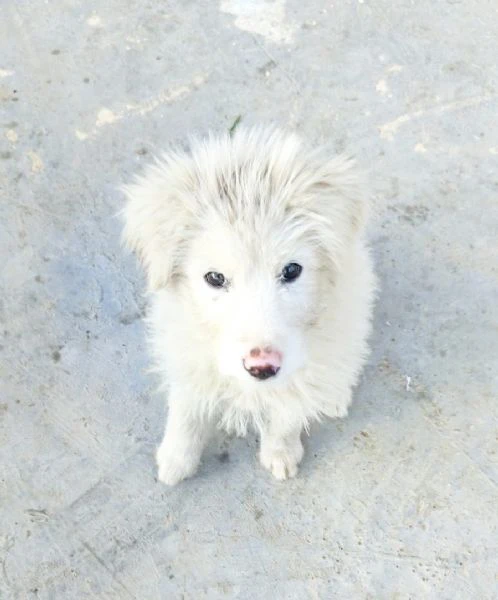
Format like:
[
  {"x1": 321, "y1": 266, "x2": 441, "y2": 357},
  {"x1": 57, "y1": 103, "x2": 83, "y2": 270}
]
[{"x1": 243, "y1": 363, "x2": 280, "y2": 381}]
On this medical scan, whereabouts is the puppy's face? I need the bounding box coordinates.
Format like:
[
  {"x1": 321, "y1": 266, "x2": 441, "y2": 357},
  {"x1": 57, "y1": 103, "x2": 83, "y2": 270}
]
[
  {"x1": 123, "y1": 128, "x2": 365, "y2": 387},
  {"x1": 185, "y1": 214, "x2": 320, "y2": 385}
]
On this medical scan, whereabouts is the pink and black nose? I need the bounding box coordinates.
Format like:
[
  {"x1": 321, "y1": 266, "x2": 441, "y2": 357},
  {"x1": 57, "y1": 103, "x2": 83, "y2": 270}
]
[{"x1": 243, "y1": 347, "x2": 282, "y2": 380}]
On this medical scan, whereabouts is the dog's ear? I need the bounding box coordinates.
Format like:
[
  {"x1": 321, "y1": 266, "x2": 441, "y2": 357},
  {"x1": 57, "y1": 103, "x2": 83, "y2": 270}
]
[
  {"x1": 121, "y1": 161, "x2": 194, "y2": 291},
  {"x1": 304, "y1": 155, "x2": 367, "y2": 270}
]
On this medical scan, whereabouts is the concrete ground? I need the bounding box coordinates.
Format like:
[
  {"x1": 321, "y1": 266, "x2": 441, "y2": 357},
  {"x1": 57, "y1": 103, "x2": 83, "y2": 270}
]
[{"x1": 1, "y1": 0, "x2": 497, "y2": 598}]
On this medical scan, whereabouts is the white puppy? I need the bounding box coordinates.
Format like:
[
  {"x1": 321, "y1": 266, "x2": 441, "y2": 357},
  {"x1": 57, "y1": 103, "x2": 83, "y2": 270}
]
[{"x1": 122, "y1": 126, "x2": 376, "y2": 484}]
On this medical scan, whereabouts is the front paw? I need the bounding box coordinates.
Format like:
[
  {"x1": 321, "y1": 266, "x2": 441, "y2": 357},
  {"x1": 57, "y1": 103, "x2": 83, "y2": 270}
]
[
  {"x1": 260, "y1": 442, "x2": 304, "y2": 481},
  {"x1": 156, "y1": 446, "x2": 199, "y2": 486}
]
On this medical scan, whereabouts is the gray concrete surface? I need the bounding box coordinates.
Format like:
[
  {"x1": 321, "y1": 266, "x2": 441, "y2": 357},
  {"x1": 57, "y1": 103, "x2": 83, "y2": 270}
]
[{"x1": 1, "y1": 1, "x2": 498, "y2": 598}]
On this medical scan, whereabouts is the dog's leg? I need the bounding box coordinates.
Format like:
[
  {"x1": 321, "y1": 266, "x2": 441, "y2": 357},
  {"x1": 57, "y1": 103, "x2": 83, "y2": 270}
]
[
  {"x1": 259, "y1": 420, "x2": 304, "y2": 481},
  {"x1": 156, "y1": 390, "x2": 208, "y2": 485}
]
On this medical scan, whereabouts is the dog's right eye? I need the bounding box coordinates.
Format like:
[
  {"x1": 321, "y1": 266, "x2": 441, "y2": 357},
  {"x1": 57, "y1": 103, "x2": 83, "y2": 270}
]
[
  {"x1": 280, "y1": 262, "x2": 303, "y2": 283},
  {"x1": 204, "y1": 271, "x2": 226, "y2": 288}
]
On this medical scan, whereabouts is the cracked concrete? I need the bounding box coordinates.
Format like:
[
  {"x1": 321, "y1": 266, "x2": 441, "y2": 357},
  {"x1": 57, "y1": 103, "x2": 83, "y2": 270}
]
[{"x1": 1, "y1": 0, "x2": 497, "y2": 598}]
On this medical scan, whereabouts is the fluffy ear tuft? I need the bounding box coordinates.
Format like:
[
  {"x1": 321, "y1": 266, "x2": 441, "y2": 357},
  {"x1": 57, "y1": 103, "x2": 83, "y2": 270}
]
[
  {"x1": 304, "y1": 154, "x2": 368, "y2": 270},
  {"x1": 121, "y1": 162, "x2": 193, "y2": 291}
]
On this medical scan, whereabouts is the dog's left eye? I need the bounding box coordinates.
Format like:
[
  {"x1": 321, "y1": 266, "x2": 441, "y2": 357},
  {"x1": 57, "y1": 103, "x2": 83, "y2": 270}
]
[
  {"x1": 280, "y1": 262, "x2": 303, "y2": 283},
  {"x1": 204, "y1": 271, "x2": 226, "y2": 288}
]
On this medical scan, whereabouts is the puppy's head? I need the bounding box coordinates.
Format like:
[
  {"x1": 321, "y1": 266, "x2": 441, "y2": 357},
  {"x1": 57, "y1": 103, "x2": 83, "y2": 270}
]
[{"x1": 123, "y1": 127, "x2": 366, "y2": 386}]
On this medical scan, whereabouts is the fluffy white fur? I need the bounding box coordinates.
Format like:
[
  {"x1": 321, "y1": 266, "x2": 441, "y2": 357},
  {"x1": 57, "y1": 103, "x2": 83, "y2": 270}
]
[{"x1": 122, "y1": 126, "x2": 376, "y2": 484}]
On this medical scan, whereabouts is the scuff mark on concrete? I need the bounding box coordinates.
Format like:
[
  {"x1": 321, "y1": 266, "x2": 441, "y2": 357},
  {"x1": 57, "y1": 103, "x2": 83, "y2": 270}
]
[
  {"x1": 220, "y1": 0, "x2": 295, "y2": 44},
  {"x1": 5, "y1": 129, "x2": 18, "y2": 143},
  {"x1": 376, "y1": 79, "x2": 389, "y2": 96},
  {"x1": 27, "y1": 150, "x2": 44, "y2": 173},
  {"x1": 96, "y1": 108, "x2": 118, "y2": 127},
  {"x1": 379, "y1": 94, "x2": 497, "y2": 140},
  {"x1": 75, "y1": 74, "x2": 208, "y2": 140},
  {"x1": 414, "y1": 143, "x2": 427, "y2": 153},
  {"x1": 75, "y1": 129, "x2": 89, "y2": 141},
  {"x1": 387, "y1": 64, "x2": 404, "y2": 74},
  {"x1": 87, "y1": 15, "x2": 103, "y2": 27}
]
